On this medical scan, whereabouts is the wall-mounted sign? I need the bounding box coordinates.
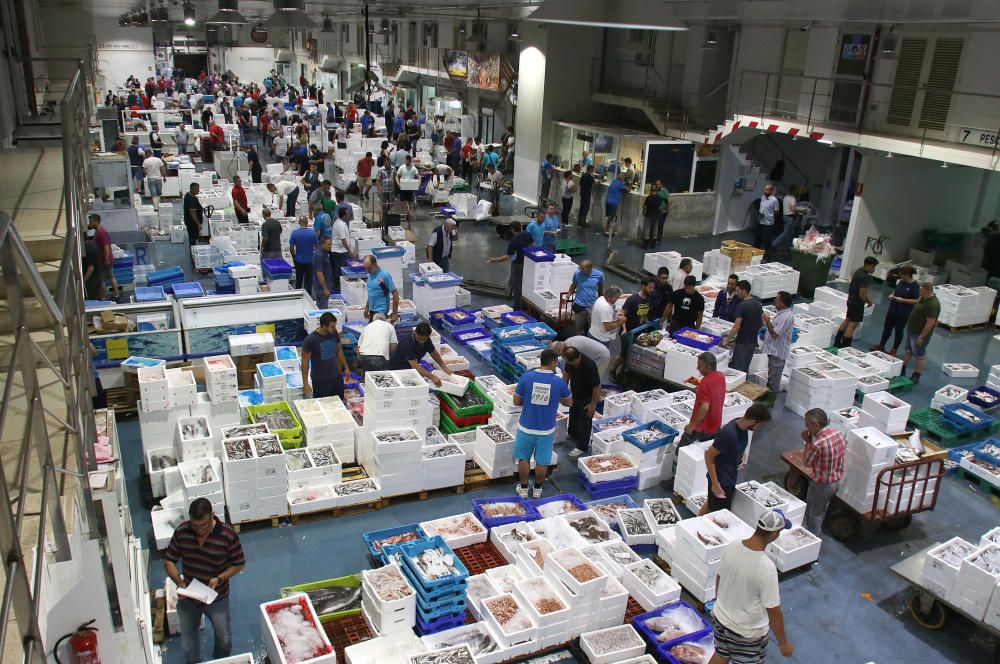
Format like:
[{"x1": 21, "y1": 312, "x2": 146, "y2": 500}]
[
  {"x1": 250, "y1": 24, "x2": 268, "y2": 44},
  {"x1": 445, "y1": 50, "x2": 468, "y2": 78},
  {"x1": 98, "y1": 41, "x2": 143, "y2": 51},
  {"x1": 467, "y1": 53, "x2": 500, "y2": 91},
  {"x1": 960, "y1": 128, "x2": 1000, "y2": 146}
]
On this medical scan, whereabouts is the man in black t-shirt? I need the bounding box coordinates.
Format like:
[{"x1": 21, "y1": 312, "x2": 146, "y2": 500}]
[
  {"x1": 562, "y1": 346, "x2": 602, "y2": 456},
  {"x1": 182, "y1": 183, "x2": 204, "y2": 246},
  {"x1": 486, "y1": 221, "x2": 533, "y2": 310},
  {"x1": 642, "y1": 188, "x2": 661, "y2": 248},
  {"x1": 834, "y1": 256, "x2": 877, "y2": 348},
  {"x1": 663, "y1": 275, "x2": 705, "y2": 334},
  {"x1": 578, "y1": 165, "x2": 595, "y2": 227},
  {"x1": 703, "y1": 403, "x2": 771, "y2": 514},
  {"x1": 722, "y1": 280, "x2": 763, "y2": 374},
  {"x1": 387, "y1": 322, "x2": 452, "y2": 386},
  {"x1": 623, "y1": 277, "x2": 654, "y2": 332},
  {"x1": 301, "y1": 312, "x2": 349, "y2": 399},
  {"x1": 648, "y1": 267, "x2": 672, "y2": 323}
]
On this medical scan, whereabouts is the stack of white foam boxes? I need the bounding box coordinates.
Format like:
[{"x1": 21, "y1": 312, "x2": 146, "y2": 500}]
[
  {"x1": 360, "y1": 370, "x2": 432, "y2": 496},
  {"x1": 412, "y1": 263, "x2": 458, "y2": 317},
  {"x1": 293, "y1": 397, "x2": 358, "y2": 464},
  {"x1": 524, "y1": 252, "x2": 576, "y2": 317},
  {"x1": 949, "y1": 540, "x2": 1000, "y2": 621},
  {"x1": 422, "y1": 440, "x2": 467, "y2": 491},
  {"x1": 170, "y1": 415, "x2": 224, "y2": 516},
  {"x1": 254, "y1": 361, "x2": 287, "y2": 403},
  {"x1": 784, "y1": 361, "x2": 857, "y2": 417},
  {"x1": 361, "y1": 563, "x2": 417, "y2": 635},
  {"x1": 813, "y1": 285, "x2": 870, "y2": 332},
  {"x1": 736, "y1": 262, "x2": 799, "y2": 299},
  {"x1": 222, "y1": 429, "x2": 288, "y2": 524},
  {"x1": 642, "y1": 250, "x2": 680, "y2": 276},
  {"x1": 668, "y1": 517, "x2": 732, "y2": 603},
  {"x1": 936, "y1": 283, "x2": 997, "y2": 328},
  {"x1": 837, "y1": 427, "x2": 899, "y2": 513},
  {"x1": 657, "y1": 338, "x2": 730, "y2": 385},
  {"x1": 542, "y1": 547, "x2": 613, "y2": 642},
  {"x1": 673, "y1": 440, "x2": 712, "y2": 500},
  {"x1": 489, "y1": 383, "x2": 521, "y2": 432},
  {"x1": 858, "y1": 391, "x2": 911, "y2": 434},
  {"x1": 474, "y1": 424, "x2": 516, "y2": 479},
  {"x1": 204, "y1": 355, "x2": 239, "y2": 402}
]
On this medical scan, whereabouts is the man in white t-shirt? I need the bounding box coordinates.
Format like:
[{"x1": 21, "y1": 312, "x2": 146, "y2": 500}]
[
  {"x1": 395, "y1": 155, "x2": 420, "y2": 224},
  {"x1": 711, "y1": 509, "x2": 795, "y2": 663},
  {"x1": 357, "y1": 312, "x2": 398, "y2": 373},
  {"x1": 141, "y1": 154, "x2": 167, "y2": 210},
  {"x1": 588, "y1": 286, "x2": 626, "y2": 376},
  {"x1": 268, "y1": 180, "x2": 300, "y2": 218},
  {"x1": 330, "y1": 207, "x2": 351, "y2": 294}
]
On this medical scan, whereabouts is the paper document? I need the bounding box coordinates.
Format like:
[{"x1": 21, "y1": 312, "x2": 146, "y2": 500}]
[{"x1": 176, "y1": 578, "x2": 218, "y2": 604}]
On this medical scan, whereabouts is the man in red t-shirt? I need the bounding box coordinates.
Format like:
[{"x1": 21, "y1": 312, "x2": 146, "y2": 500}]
[
  {"x1": 88, "y1": 213, "x2": 117, "y2": 300},
  {"x1": 231, "y1": 176, "x2": 249, "y2": 224},
  {"x1": 356, "y1": 151, "x2": 375, "y2": 201},
  {"x1": 679, "y1": 351, "x2": 725, "y2": 447},
  {"x1": 208, "y1": 120, "x2": 225, "y2": 150}
]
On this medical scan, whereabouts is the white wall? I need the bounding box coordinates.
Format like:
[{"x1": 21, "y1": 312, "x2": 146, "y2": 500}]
[
  {"x1": 94, "y1": 19, "x2": 154, "y2": 89},
  {"x1": 225, "y1": 47, "x2": 275, "y2": 85},
  {"x1": 512, "y1": 35, "x2": 546, "y2": 202},
  {"x1": 841, "y1": 153, "x2": 1000, "y2": 273},
  {"x1": 714, "y1": 144, "x2": 768, "y2": 233}
]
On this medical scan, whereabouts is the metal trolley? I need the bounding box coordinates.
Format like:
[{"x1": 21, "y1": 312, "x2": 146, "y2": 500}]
[{"x1": 781, "y1": 444, "x2": 948, "y2": 541}]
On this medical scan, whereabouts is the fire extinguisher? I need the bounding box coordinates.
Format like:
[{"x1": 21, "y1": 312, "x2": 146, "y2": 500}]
[{"x1": 54, "y1": 620, "x2": 100, "y2": 664}]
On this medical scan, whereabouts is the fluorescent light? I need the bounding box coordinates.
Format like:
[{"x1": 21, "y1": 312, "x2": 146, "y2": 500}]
[
  {"x1": 183, "y1": 1, "x2": 196, "y2": 25},
  {"x1": 264, "y1": 0, "x2": 316, "y2": 30},
  {"x1": 528, "y1": 0, "x2": 686, "y2": 31}
]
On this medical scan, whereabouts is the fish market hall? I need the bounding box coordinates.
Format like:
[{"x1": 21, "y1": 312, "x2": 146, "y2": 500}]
[{"x1": 12, "y1": 0, "x2": 1000, "y2": 662}]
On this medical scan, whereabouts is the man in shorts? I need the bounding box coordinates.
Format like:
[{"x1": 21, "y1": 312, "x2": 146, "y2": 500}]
[
  {"x1": 900, "y1": 282, "x2": 940, "y2": 384},
  {"x1": 710, "y1": 509, "x2": 794, "y2": 664},
  {"x1": 834, "y1": 256, "x2": 877, "y2": 348},
  {"x1": 512, "y1": 349, "x2": 572, "y2": 499}
]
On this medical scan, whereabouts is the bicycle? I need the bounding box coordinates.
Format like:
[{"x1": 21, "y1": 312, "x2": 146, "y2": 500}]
[{"x1": 865, "y1": 235, "x2": 890, "y2": 255}]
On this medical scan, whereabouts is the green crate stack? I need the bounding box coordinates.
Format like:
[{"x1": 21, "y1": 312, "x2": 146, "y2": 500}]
[{"x1": 246, "y1": 401, "x2": 304, "y2": 449}]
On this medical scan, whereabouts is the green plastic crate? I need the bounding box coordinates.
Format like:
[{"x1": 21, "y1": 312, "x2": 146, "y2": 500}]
[
  {"x1": 439, "y1": 382, "x2": 493, "y2": 418},
  {"x1": 439, "y1": 416, "x2": 480, "y2": 435},
  {"x1": 556, "y1": 239, "x2": 587, "y2": 256},
  {"x1": 908, "y1": 406, "x2": 1000, "y2": 448},
  {"x1": 824, "y1": 347, "x2": 839, "y2": 355},
  {"x1": 280, "y1": 574, "x2": 362, "y2": 623},
  {"x1": 246, "y1": 401, "x2": 304, "y2": 449},
  {"x1": 888, "y1": 375, "x2": 915, "y2": 394}
]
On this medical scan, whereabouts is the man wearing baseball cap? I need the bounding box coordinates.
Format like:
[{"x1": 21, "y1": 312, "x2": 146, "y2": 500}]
[{"x1": 710, "y1": 509, "x2": 794, "y2": 663}]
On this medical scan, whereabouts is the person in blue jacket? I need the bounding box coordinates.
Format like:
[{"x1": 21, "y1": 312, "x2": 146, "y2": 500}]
[
  {"x1": 603, "y1": 173, "x2": 627, "y2": 236},
  {"x1": 713, "y1": 274, "x2": 742, "y2": 322}
]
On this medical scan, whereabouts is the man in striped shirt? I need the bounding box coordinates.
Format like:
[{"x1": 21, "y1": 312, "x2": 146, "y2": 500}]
[
  {"x1": 761, "y1": 291, "x2": 795, "y2": 404},
  {"x1": 801, "y1": 408, "x2": 847, "y2": 535},
  {"x1": 165, "y1": 498, "x2": 246, "y2": 663}
]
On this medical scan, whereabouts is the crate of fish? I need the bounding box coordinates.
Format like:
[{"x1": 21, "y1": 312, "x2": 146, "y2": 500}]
[
  {"x1": 942, "y1": 402, "x2": 994, "y2": 433},
  {"x1": 246, "y1": 401, "x2": 304, "y2": 448},
  {"x1": 644, "y1": 497, "x2": 682, "y2": 528},
  {"x1": 671, "y1": 327, "x2": 721, "y2": 351},
  {"x1": 579, "y1": 452, "x2": 639, "y2": 484},
  {"x1": 968, "y1": 385, "x2": 1000, "y2": 411},
  {"x1": 494, "y1": 338, "x2": 547, "y2": 366},
  {"x1": 561, "y1": 509, "x2": 621, "y2": 547},
  {"x1": 364, "y1": 524, "x2": 430, "y2": 565},
  {"x1": 632, "y1": 601, "x2": 712, "y2": 654},
  {"x1": 470, "y1": 496, "x2": 539, "y2": 529},
  {"x1": 396, "y1": 536, "x2": 469, "y2": 598},
  {"x1": 500, "y1": 311, "x2": 536, "y2": 327},
  {"x1": 260, "y1": 595, "x2": 336, "y2": 664},
  {"x1": 435, "y1": 308, "x2": 477, "y2": 332},
  {"x1": 452, "y1": 326, "x2": 490, "y2": 346},
  {"x1": 623, "y1": 420, "x2": 679, "y2": 453},
  {"x1": 586, "y1": 495, "x2": 639, "y2": 528},
  {"x1": 527, "y1": 493, "x2": 587, "y2": 519},
  {"x1": 480, "y1": 593, "x2": 538, "y2": 649},
  {"x1": 420, "y1": 513, "x2": 488, "y2": 550},
  {"x1": 280, "y1": 574, "x2": 362, "y2": 623},
  {"x1": 577, "y1": 472, "x2": 639, "y2": 501},
  {"x1": 616, "y1": 508, "x2": 657, "y2": 549},
  {"x1": 361, "y1": 562, "x2": 417, "y2": 618},
  {"x1": 438, "y1": 382, "x2": 493, "y2": 418},
  {"x1": 592, "y1": 414, "x2": 641, "y2": 437},
  {"x1": 579, "y1": 624, "x2": 647, "y2": 664},
  {"x1": 621, "y1": 559, "x2": 682, "y2": 611}
]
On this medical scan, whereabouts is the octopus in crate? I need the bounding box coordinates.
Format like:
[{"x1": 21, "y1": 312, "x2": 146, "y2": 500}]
[
  {"x1": 411, "y1": 547, "x2": 461, "y2": 581},
  {"x1": 647, "y1": 499, "x2": 680, "y2": 526},
  {"x1": 371, "y1": 531, "x2": 420, "y2": 553},
  {"x1": 498, "y1": 525, "x2": 535, "y2": 544},
  {"x1": 583, "y1": 454, "x2": 635, "y2": 473},
  {"x1": 533, "y1": 597, "x2": 564, "y2": 614},
  {"x1": 485, "y1": 596, "x2": 532, "y2": 632},
  {"x1": 309, "y1": 446, "x2": 337, "y2": 466},
  {"x1": 479, "y1": 501, "x2": 526, "y2": 518},
  {"x1": 567, "y1": 562, "x2": 601, "y2": 582},
  {"x1": 567, "y1": 515, "x2": 612, "y2": 543},
  {"x1": 590, "y1": 502, "x2": 630, "y2": 524},
  {"x1": 618, "y1": 509, "x2": 652, "y2": 535},
  {"x1": 670, "y1": 643, "x2": 708, "y2": 664},
  {"x1": 253, "y1": 436, "x2": 283, "y2": 456},
  {"x1": 426, "y1": 514, "x2": 485, "y2": 538}
]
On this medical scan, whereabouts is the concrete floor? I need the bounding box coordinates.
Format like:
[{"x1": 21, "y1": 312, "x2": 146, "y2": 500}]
[{"x1": 119, "y1": 150, "x2": 1000, "y2": 664}]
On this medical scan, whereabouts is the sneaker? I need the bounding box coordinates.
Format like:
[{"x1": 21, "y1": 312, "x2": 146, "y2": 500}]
[
  {"x1": 911, "y1": 372, "x2": 921, "y2": 384},
  {"x1": 515, "y1": 483, "x2": 529, "y2": 498},
  {"x1": 568, "y1": 448, "x2": 584, "y2": 458},
  {"x1": 531, "y1": 485, "x2": 544, "y2": 499}
]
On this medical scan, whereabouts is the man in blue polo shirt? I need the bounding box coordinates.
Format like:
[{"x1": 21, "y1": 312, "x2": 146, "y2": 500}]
[
  {"x1": 603, "y1": 173, "x2": 627, "y2": 236},
  {"x1": 527, "y1": 210, "x2": 546, "y2": 248},
  {"x1": 566, "y1": 259, "x2": 604, "y2": 336},
  {"x1": 363, "y1": 254, "x2": 399, "y2": 322},
  {"x1": 513, "y1": 349, "x2": 572, "y2": 499}
]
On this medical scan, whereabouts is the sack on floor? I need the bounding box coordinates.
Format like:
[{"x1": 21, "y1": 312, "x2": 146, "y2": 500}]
[{"x1": 475, "y1": 199, "x2": 492, "y2": 221}]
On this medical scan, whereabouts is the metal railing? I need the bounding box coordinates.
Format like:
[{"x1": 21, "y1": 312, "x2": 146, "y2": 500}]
[
  {"x1": 0, "y1": 54, "x2": 97, "y2": 663},
  {"x1": 728, "y1": 69, "x2": 1000, "y2": 159},
  {"x1": 17, "y1": 51, "x2": 96, "y2": 125}
]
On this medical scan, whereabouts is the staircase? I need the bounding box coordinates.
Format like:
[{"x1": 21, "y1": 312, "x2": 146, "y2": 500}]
[
  {"x1": 14, "y1": 115, "x2": 65, "y2": 147},
  {"x1": 591, "y1": 90, "x2": 700, "y2": 141}
]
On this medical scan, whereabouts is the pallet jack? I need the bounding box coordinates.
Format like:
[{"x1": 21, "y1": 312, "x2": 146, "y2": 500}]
[{"x1": 601, "y1": 213, "x2": 645, "y2": 283}]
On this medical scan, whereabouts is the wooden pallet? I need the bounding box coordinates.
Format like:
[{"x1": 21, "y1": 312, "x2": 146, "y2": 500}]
[
  {"x1": 938, "y1": 322, "x2": 987, "y2": 334},
  {"x1": 232, "y1": 513, "x2": 286, "y2": 533},
  {"x1": 382, "y1": 484, "x2": 465, "y2": 507},
  {"x1": 103, "y1": 387, "x2": 138, "y2": 417},
  {"x1": 290, "y1": 498, "x2": 386, "y2": 524},
  {"x1": 341, "y1": 464, "x2": 369, "y2": 482},
  {"x1": 151, "y1": 591, "x2": 166, "y2": 644}
]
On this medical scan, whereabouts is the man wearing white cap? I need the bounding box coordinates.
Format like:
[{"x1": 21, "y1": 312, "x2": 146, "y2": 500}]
[{"x1": 710, "y1": 509, "x2": 795, "y2": 664}]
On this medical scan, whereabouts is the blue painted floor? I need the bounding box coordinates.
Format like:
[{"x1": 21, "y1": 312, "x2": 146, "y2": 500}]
[{"x1": 123, "y1": 153, "x2": 999, "y2": 663}]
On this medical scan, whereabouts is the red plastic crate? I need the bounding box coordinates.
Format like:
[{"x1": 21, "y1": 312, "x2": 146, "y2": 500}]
[
  {"x1": 455, "y1": 540, "x2": 507, "y2": 577},
  {"x1": 324, "y1": 613, "x2": 374, "y2": 664},
  {"x1": 624, "y1": 596, "x2": 644, "y2": 624},
  {"x1": 439, "y1": 398, "x2": 491, "y2": 427}
]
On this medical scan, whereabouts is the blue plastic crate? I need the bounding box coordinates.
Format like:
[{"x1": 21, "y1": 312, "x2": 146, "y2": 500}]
[
  {"x1": 942, "y1": 402, "x2": 994, "y2": 433},
  {"x1": 592, "y1": 414, "x2": 640, "y2": 435},
  {"x1": 373, "y1": 245, "x2": 405, "y2": 259},
  {"x1": 671, "y1": 326, "x2": 722, "y2": 351},
  {"x1": 172, "y1": 282, "x2": 205, "y2": 299},
  {"x1": 501, "y1": 311, "x2": 536, "y2": 326},
  {"x1": 596, "y1": 383, "x2": 624, "y2": 413},
  {"x1": 414, "y1": 590, "x2": 466, "y2": 618},
  {"x1": 523, "y1": 247, "x2": 554, "y2": 263},
  {"x1": 423, "y1": 272, "x2": 463, "y2": 289},
  {"x1": 577, "y1": 472, "x2": 639, "y2": 500},
  {"x1": 135, "y1": 286, "x2": 165, "y2": 302},
  {"x1": 452, "y1": 327, "x2": 490, "y2": 345},
  {"x1": 470, "y1": 496, "x2": 539, "y2": 528},
  {"x1": 527, "y1": 492, "x2": 587, "y2": 517},
  {"x1": 414, "y1": 611, "x2": 466, "y2": 636},
  {"x1": 623, "y1": 420, "x2": 679, "y2": 453},
  {"x1": 397, "y1": 536, "x2": 469, "y2": 591},
  {"x1": 969, "y1": 386, "x2": 1000, "y2": 410},
  {"x1": 261, "y1": 258, "x2": 293, "y2": 275},
  {"x1": 362, "y1": 524, "x2": 429, "y2": 563},
  {"x1": 972, "y1": 440, "x2": 1000, "y2": 467},
  {"x1": 585, "y1": 494, "x2": 639, "y2": 525},
  {"x1": 147, "y1": 266, "x2": 185, "y2": 285},
  {"x1": 438, "y1": 307, "x2": 476, "y2": 328}
]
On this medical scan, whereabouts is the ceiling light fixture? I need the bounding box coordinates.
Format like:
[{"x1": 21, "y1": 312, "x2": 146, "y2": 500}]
[
  {"x1": 509, "y1": 23, "x2": 519, "y2": 39},
  {"x1": 321, "y1": 16, "x2": 334, "y2": 33},
  {"x1": 264, "y1": 0, "x2": 316, "y2": 30},
  {"x1": 381, "y1": 18, "x2": 390, "y2": 33},
  {"x1": 527, "y1": 0, "x2": 686, "y2": 31},
  {"x1": 183, "y1": 1, "x2": 196, "y2": 26},
  {"x1": 206, "y1": 0, "x2": 249, "y2": 25},
  {"x1": 881, "y1": 24, "x2": 898, "y2": 57},
  {"x1": 150, "y1": 5, "x2": 168, "y2": 22},
  {"x1": 702, "y1": 30, "x2": 718, "y2": 49}
]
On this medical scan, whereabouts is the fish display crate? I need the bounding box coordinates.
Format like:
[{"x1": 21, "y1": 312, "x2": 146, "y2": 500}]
[
  {"x1": 135, "y1": 286, "x2": 166, "y2": 302},
  {"x1": 439, "y1": 398, "x2": 491, "y2": 428},
  {"x1": 577, "y1": 472, "x2": 639, "y2": 500},
  {"x1": 585, "y1": 494, "x2": 640, "y2": 526},
  {"x1": 500, "y1": 311, "x2": 536, "y2": 326},
  {"x1": 907, "y1": 407, "x2": 1000, "y2": 447},
  {"x1": 246, "y1": 401, "x2": 304, "y2": 449},
  {"x1": 452, "y1": 327, "x2": 491, "y2": 346},
  {"x1": 438, "y1": 383, "x2": 493, "y2": 418},
  {"x1": 395, "y1": 536, "x2": 470, "y2": 594},
  {"x1": 527, "y1": 492, "x2": 587, "y2": 517},
  {"x1": 280, "y1": 574, "x2": 362, "y2": 623},
  {"x1": 414, "y1": 610, "x2": 466, "y2": 636},
  {"x1": 941, "y1": 402, "x2": 995, "y2": 433},
  {"x1": 671, "y1": 326, "x2": 722, "y2": 351},
  {"x1": 631, "y1": 601, "x2": 713, "y2": 659},
  {"x1": 172, "y1": 282, "x2": 205, "y2": 299},
  {"x1": 622, "y1": 421, "x2": 679, "y2": 453},
  {"x1": 945, "y1": 441, "x2": 983, "y2": 473},
  {"x1": 968, "y1": 385, "x2": 1000, "y2": 410},
  {"x1": 438, "y1": 417, "x2": 481, "y2": 436},
  {"x1": 493, "y1": 341, "x2": 548, "y2": 369},
  {"x1": 433, "y1": 308, "x2": 477, "y2": 333},
  {"x1": 470, "y1": 496, "x2": 540, "y2": 529},
  {"x1": 363, "y1": 524, "x2": 429, "y2": 565}
]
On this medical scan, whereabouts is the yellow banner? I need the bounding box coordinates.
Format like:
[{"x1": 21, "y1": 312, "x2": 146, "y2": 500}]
[{"x1": 106, "y1": 338, "x2": 129, "y2": 360}]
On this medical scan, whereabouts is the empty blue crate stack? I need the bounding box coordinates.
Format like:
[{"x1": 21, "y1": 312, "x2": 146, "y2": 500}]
[
  {"x1": 384, "y1": 536, "x2": 468, "y2": 636},
  {"x1": 212, "y1": 262, "x2": 245, "y2": 295},
  {"x1": 110, "y1": 251, "x2": 135, "y2": 288},
  {"x1": 171, "y1": 281, "x2": 205, "y2": 299},
  {"x1": 147, "y1": 266, "x2": 185, "y2": 291},
  {"x1": 134, "y1": 286, "x2": 165, "y2": 303},
  {"x1": 261, "y1": 258, "x2": 293, "y2": 292}
]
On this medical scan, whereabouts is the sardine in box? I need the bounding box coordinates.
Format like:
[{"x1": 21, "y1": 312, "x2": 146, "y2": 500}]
[{"x1": 920, "y1": 537, "x2": 976, "y2": 599}]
